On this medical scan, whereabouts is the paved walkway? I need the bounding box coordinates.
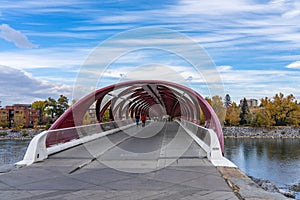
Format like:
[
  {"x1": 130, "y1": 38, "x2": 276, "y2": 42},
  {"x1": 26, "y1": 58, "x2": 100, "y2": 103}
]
[{"x1": 0, "y1": 122, "x2": 289, "y2": 199}]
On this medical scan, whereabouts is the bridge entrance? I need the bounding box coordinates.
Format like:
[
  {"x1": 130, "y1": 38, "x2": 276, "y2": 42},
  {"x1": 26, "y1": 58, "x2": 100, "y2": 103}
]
[
  {"x1": 18, "y1": 80, "x2": 235, "y2": 170},
  {"x1": 49, "y1": 80, "x2": 224, "y2": 154}
]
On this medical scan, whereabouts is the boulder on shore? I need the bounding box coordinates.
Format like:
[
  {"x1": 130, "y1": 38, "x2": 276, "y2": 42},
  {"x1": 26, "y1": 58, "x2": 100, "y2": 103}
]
[{"x1": 250, "y1": 176, "x2": 295, "y2": 199}]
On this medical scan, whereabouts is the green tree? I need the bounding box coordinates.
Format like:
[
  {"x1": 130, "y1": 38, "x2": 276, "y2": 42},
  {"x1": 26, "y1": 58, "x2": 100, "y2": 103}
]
[
  {"x1": 57, "y1": 95, "x2": 69, "y2": 117},
  {"x1": 45, "y1": 95, "x2": 69, "y2": 122},
  {"x1": 240, "y1": 98, "x2": 250, "y2": 125},
  {"x1": 45, "y1": 97, "x2": 57, "y2": 120},
  {"x1": 32, "y1": 100, "x2": 47, "y2": 125}
]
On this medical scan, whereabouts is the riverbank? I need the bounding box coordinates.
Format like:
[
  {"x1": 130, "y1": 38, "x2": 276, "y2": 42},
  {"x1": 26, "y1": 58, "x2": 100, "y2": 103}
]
[
  {"x1": 223, "y1": 126, "x2": 300, "y2": 138},
  {"x1": 2, "y1": 126, "x2": 300, "y2": 140},
  {"x1": 225, "y1": 137, "x2": 300, "y2": 199},
  {"x1": 0, "y1": 129, "x2": 43, "y2": 140},
  {"x1": 249, "y1": 176, "x2": 296, "y2": 198}
]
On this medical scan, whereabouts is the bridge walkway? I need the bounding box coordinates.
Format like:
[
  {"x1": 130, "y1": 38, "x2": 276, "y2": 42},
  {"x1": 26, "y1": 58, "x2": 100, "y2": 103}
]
[{"x1": 0, "y1": 122, "x2": 239, "y2": 199}]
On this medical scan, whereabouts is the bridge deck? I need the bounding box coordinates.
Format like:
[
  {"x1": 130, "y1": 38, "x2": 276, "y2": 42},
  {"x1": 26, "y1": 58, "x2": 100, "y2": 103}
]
[{"x1": 0, "y1": 122, "x2": 240, "y2": 199}]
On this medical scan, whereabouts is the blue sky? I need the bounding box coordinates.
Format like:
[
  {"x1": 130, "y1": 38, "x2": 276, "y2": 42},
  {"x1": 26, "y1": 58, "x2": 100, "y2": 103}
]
[{"x1": 0, "y1": 0, "x2": 300, "y2": 106}]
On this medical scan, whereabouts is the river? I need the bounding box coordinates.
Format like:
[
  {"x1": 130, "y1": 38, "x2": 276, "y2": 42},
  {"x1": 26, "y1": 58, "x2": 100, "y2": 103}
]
[
  {"x1": 225, "y1": 138, "x2": 300, "y2": 199},
  {"x1": 0, "y1": 140, "x2": 30, "y2": 166}
]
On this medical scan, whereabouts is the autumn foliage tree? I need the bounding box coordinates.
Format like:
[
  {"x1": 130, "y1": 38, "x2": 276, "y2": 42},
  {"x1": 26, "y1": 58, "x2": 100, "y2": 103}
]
[
  {"x1": 220, "y1": 93, "x2": 300, "y2": 127},
  {"x1": 32, "y1": 100, "x2": 47, "y2": 125},
  {"x1": 260, "y1": 93, "x2": 300, "y2": 126},
  {"x1": 225, "y1": 102, "x2": 240, "y2": 126},
  {"x1": 205, "y1": 96, "x2": 226, "y2": 125}
]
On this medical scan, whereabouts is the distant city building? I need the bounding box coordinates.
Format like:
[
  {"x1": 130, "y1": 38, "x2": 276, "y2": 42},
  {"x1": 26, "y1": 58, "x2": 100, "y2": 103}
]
[
  {"x1": 0, "y1": 104, "x2": 39, "y2": 128},
  {"x1": 239, "y1": 98, "x2": 258, "y2": 107}
]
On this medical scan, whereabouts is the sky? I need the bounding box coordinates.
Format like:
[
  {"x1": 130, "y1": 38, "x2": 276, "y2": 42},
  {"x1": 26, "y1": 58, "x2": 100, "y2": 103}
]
[{"x1": 0, "y1": 0, "x2": 300, "y2": 106}]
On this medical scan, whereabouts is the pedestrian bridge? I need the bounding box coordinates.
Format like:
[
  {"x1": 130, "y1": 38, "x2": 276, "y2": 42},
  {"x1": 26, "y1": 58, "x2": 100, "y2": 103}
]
[
  {"x1": 18, "y1": 80, "x2": 234, "y2": 168},
  {"x1": 1, "y1": 80, "x2": 289, "y2": 199}
]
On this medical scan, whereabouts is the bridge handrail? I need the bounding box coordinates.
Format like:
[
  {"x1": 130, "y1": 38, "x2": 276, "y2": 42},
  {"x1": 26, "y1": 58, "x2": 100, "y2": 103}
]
[
  {"x1": 16, "y1": 119, "x2": 135, "y2": 166},
  {"x1": 178, "y1": 119, "x2": 236, "y2": 167}
]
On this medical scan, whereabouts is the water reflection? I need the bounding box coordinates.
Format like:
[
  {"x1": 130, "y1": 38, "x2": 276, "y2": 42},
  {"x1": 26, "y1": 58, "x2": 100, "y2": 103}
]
[{"x1": 225, "y1": 138, "x2": 300, "y2": 193}]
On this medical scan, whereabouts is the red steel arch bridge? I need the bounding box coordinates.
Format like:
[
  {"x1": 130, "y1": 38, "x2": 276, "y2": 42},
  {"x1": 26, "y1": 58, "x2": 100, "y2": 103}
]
[{"x1": 18, "y1": 80, "x2": 234, "y2": 167}]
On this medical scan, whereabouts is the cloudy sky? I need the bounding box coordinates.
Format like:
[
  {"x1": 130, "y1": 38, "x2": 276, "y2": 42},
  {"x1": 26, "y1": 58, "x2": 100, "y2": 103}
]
[{"x1": 0, "y1": 0, "x2": 300, "y2": 106}]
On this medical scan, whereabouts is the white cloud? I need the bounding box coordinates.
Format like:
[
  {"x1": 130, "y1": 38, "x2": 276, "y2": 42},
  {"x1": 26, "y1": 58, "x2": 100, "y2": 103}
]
[
  {"x1": 285, "y1": 61, "x2": 300, "y2": 69},
  {"x1": 169, "y1": 0, "x2": 269, "y2": 16},
  {"x1": 0, "y1": 0, "x2": 88, "y2": 14},
  {"x1": 96, "y1": 15, "x2": 142, "y2": 23},
  {"x1": 0, "y1": 47, "x2": 88, "y2": 69},
  {"x1": 0, "y1": 24, "x2": 38, "y2": 48},
  {"x1": 215, "y1": 65, "x2": 300, "y2": 102},
  {"x1": 0, "y1": 65, "x2": 72, "y2": 106},
  {"x1": 217, "y1": 66, "x2": 232, "y2": 72},
  {"x1": 279, "y1": 0, "x2": 300, "y2": 19}
]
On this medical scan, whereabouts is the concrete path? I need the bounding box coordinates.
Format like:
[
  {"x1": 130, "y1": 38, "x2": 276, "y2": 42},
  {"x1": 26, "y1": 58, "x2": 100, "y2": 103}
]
[{"x1": 0, "y1": 122, "x2": 286, "y2": 199}]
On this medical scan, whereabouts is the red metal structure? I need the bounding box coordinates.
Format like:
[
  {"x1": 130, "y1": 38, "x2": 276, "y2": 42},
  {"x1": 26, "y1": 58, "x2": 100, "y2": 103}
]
[{"x1": 48, "y1": 80, "x2": 224, "y2": 153}]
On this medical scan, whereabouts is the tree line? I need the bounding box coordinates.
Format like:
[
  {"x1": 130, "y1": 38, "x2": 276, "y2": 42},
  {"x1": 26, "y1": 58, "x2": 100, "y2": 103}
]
[
  {"x1": 206, "y1": 93, "x2": 300, "y2": 127},
  {"x1": 32, "y1": 95, "x2": 69, "y2": 128}
]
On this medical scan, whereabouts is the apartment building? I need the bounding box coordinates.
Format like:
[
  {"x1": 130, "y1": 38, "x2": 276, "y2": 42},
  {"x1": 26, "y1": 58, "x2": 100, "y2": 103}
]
[
  {"x1": 0, "y1": 104, "x2": 39, "y2": 128},
  {"x1": 239, "y1": 98, "x2": 258, "y2": 107}
]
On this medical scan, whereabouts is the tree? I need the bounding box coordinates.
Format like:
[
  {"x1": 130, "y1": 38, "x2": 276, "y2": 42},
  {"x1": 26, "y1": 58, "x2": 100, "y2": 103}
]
[
  {"x1": 13, "y1": 114, "x2": 25, "y2": 131},
  {"x1": 225, "y1": 102, "x2": 240, "y2": 126},
  {"x1": 71, "y1": 99, "x2": 77, "y2": 105},
  {"x1": 260, "y1": 97, "x2": 276, "y2": 127},
  {"x1": 45, "y1": 95, "x2": 69, "y2": 122},
  {"x1": 206, "y1": 96, "x2": 226, "y2": 124},
  {"x1": 0, "y1": 117, "x2": 9, "y2": 128},
  {"x1": 250, "y1": 108, "x2": 271, "y2": 127},
  {"x1": 273, "y1": 93, "x2": 298, "y2": 126},
  {"x1": 57, "y1": 95, "x2": 69, "y2": 117},
  {"x1": 205, "y1": 97, "x2": 212, "y2": 105},
  {"x1": 261, "y1": 93, "x2": 299, "y2": 126},
  {"x1": 32, "y1": 100, "x2": 46, "y2": 125},
  {"x1": 45, "y1": 97, "x2": 57, "y2": 120},
  {"x1": 240, "y1": 98, "x2": 250, "y2": 125}
]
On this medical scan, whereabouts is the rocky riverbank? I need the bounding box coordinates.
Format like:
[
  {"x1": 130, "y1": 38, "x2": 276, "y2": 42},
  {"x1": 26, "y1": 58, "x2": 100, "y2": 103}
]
[
  {"x1": 249, "y1": 176, "x2": 296, "y2": 198},
  {"x1": 0, "y1": 129, "x2": 43, "y2": 140},
  {"x1": 223, "y1": 126, "x2": 300, "y2": 138}
]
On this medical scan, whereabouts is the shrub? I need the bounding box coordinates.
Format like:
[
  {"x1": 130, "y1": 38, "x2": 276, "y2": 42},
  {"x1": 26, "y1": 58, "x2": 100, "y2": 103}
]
[
  {"x1": 0, "y1": 131, "x2": 7, "y2": 137},
  {"x1": 45, "y1": 123, "x2": 51, "y2": 130},
  {"x1": 22, "y1": 130, "x2": 28, "y2": 137}
]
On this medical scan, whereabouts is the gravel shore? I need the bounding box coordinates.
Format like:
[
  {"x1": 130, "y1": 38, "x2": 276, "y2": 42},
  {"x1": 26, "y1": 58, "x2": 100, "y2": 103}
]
[
  {"x1": 223, "y1": 126, "x2": 300, "y2": 138},
  {"x1": 0, "y1": 129, "x2": 44, "y2": 140},
  {"x1": 2, "y1": 126, "x2": 300, "y2": 140}
]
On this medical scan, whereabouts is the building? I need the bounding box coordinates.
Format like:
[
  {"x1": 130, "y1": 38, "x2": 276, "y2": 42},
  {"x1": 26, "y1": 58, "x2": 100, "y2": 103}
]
[
  {"x1": 239, "y1": 98, "x2": 258, "y2": 108},
  {"x1": 0, "y1": 104, "x2": 39, "y2": 128}
]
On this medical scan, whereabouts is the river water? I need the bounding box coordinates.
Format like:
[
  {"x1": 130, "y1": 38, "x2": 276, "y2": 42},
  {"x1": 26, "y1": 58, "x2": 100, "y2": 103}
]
[
  {"x1": 0, "y1": 140, "x2": 30, "y2": 165},
  {"x1": 225, "y1": 138, "x2": 300, "y2": 199},
  {"x1": 1, "y1": 138, "x2": 300, "y2": 198}
]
